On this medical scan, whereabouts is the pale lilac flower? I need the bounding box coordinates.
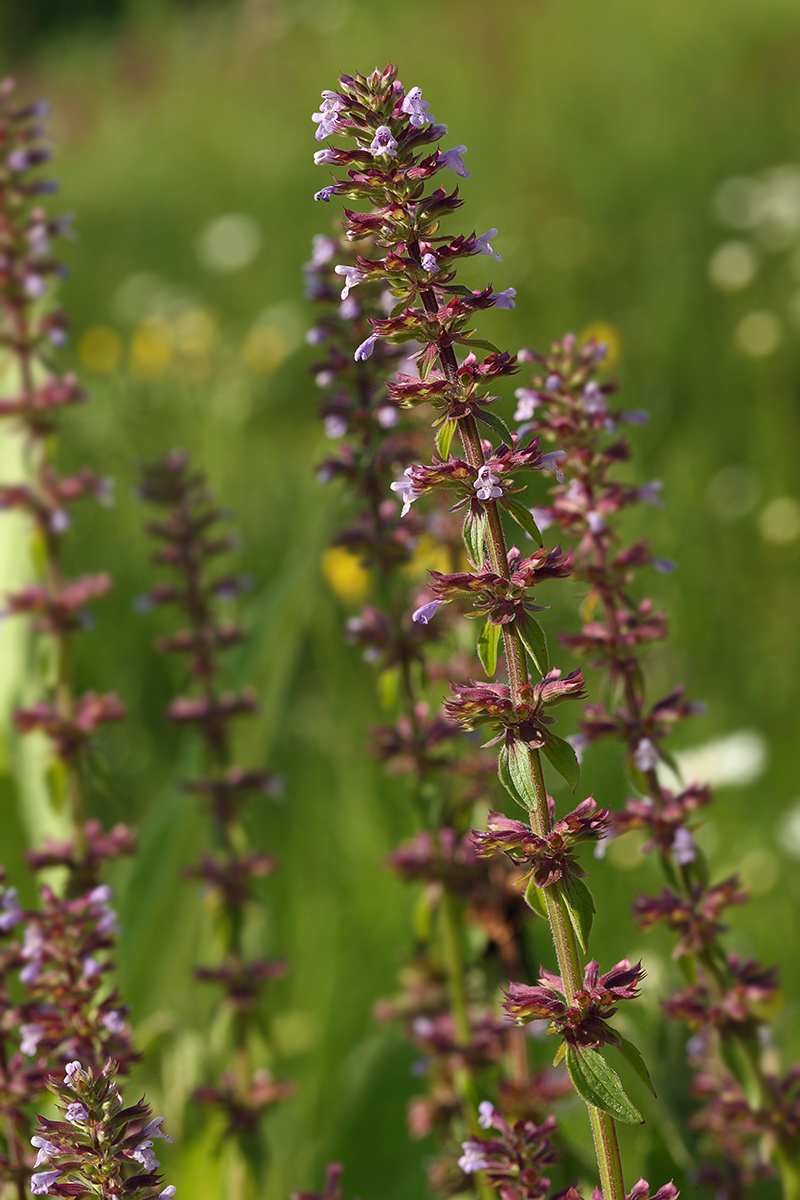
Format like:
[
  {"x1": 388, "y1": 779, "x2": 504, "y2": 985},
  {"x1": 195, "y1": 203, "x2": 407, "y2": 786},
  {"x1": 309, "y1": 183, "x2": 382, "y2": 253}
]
[
  {"x1": 369, "y1": 126, "x2": 398, "y2": 157},
  {"x1": 673, "y1": 826, "x2": 696, "y2": 865},
  {"x1": 412, "y1": 599, "x2": 446, "y2": 625},
  {"x1": 587, "y1": 510, "x2": 606, "y2": 535},
  {"x1": 20, "y1": 1023, "x2": 44, "y2": 1056},
  {"x1": 313, "y1": 148, "x2": 338, "y2": 165},
  {"x1": 132, "y1": 1142, "x2": 160, "y2": 1171},
  {"x1": 0, "y1": 886, "x2": 21, "y2": 931},
  {"x1": 65, "y1": 1062, "x2": 85, "y2": 1087},
  {"x1": 50, "y1": 509, "x2": 69, "y2": 534},
  {"x1": 159, "y1": 1188, "x2": 177, "y2": 1199},
  {"x1": 623, "y1": 409, "x2": 649, "y2": 424},
  {"x1": 566, "y1": 732, "x2": 590, "y2": 765},
  {"x1": 474, "y1": 464, "x2": 503, "y2": 500},
  {"x1": 101, "y1": 1010, "x2": 127, "y2": 1034},
  {"x1": 81, "y1": 956, "x2": 101, "y2": 979},
  {"x1": 64, "y1": 1103, "x2": 88, "y2": 1123},
  {"x1": 633, "y1": 737, "x2": 658, "y2": 773},
  {"x1": 30, "y1": 1138, "x2": 59, "y2": 1168},
  {"x1": 390, "y1": 466, "x2": 422, "y2": 517},
  {"x1": 309, "y1": 234, "x2": 337, "y2": 268},
  {"x1": 652, "y1": 557, "x2": 676, "y2": 573},
  {"x1": 545, "y1": 374, "x2": 561, "y2": 391},
  {"x1": 421, "y1": 252, "x2": 437, "y2": 272},
  {"x1": 324, "y1": 415, "x2": 347, "y2": 439},
  {"x1": 537, "y1": 450, "x2": 566, "y2": 483},
  {"x1": 513, "y1": 388, "x2": 539, "y2": 422},
  {"x1": 334, "y1": 264, "x2": 365, "y2": 300},
  {"x1": 312, "y1": 91, "x2": 346, "y2": 141},
  {"x1": 354, "y1": 332, "x2": 379, "y2": 361},
  {"x1": 314, "y1": 186, "x2": 337, "y2": 203},
  {"x1": 24, "y1": 273, "x2": 46, "y2": 297},
  {"x1": 339, "y1": 295, "x2": 359, "y2": 320},
  {"x1": 440, "y1": 145, "x2": 470, "y2": 178},
  {"x1": 530, "y1": 506, "x2": 554, "y2": 532},
  {"x1": 31, "y1": 1170, "x2": 61, "y2": 1194},
  {"x1": 638, "y1": 480, "x2": 663, "y2": 506},
  {"x1": 582, "y1": 381, "x2": 607, "y2": 414},
  {"x1": 316, "y1": 368, "x2": 336, "y2": 387},
  {"x1": 377, "y1": 405, "x2": 399, "y2": 428},
  {"x1": 473, "y1": 229, "x2": 502, "y2": 261},
  {"x1": 8, "y1": 149, "x2": 31, "y2": 172},
  {"x1": 458, "y1": 1142, "x2": 490, "y2": 1174},
  {"x1": 477, "y1": 1101, "x2": 496, "y2": 1130},
  {"x1": 142, "y1": 1117, "x2": 174, "y2": 1143},
  {"x1": 305, "y1": 327, "x2": 327, "y2": 345},
  {"x1": 490, "y1": 287, "x2": 516, "y2": 309},
  {"x1": 401, "y1": 86, "x2": 433, "y2": 127},
  {"x1": 594, "y1": 833, "x2": 611, "y2": 860}
]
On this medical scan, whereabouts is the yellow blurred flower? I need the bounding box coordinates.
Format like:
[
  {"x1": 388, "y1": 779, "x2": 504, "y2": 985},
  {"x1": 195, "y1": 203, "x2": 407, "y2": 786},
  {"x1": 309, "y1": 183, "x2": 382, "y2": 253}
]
[
  {"x1": 130, "y1": 318, "x2": 173, "y2": 381},
  {"x1": 242, "y1": 324, "x2": 288, "y2": 373},
  {"x1": 580, "y1": 321, "x2": 621, "y2": 367},
  {"x1": 321, "y1": 546, "x2": 370, "y2": 602},
  {"x1": 405, "y1": 534, "x2": 452, "y2": 579},
  {"x1": 78, "y1": 326, "x2": 121, "y2": 373}
]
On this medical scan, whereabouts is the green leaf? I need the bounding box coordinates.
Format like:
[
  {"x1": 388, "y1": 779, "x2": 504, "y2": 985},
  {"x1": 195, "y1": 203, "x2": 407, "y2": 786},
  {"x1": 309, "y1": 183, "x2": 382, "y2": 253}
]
[
  {"x1": 477, "y1": 618, "x2": 501, "y2": 678},
  {"x1": 435, "y1": 417, "x2": 458, "y2": 460},
  {"x1": 614, "y1": 1035, "x2": 657, "y2": 1098},
  {"x1": 45, "y1": 759, "x2": 67, "y2": 815},
  {"x1": 565, "y1": 1045, "x2": 644, "y2": 1125},
  {"x1": 523, "y1": 876, "x2": 549, "y2": 920},
  {"x1": 499, "y1": 496, "x2": 544, "y2": 547},
  {"x1": 453, "y1": 335, "x2": 502, "y2": 353},
  {"x1": 558, "y1": 874, "x2": 595, "y2": 953},
  {"x1": 462, "y1": 508, "x2": 487, "y2": 570},
  {"x1": 474, "y1": 408, "x2": 514, "y2": 446},
  {"x1": 542, "y1": 731, "x2": 580, "y2": 791},
  {"x1": 497, "y1": 745, "x2": 528, "y2": 810},
  {"x1": 553, "y1": 1040, "x2": 567, "y2": 1068},
  {"x1": 517, "y1": 612, "x2": 549, "y2": 675},
  {"x1": 507, "y1": 740, "x2": 539, "y2": 811},
  {"x1": 377, "y1": 665, "x2": 400, "y2": 711}
]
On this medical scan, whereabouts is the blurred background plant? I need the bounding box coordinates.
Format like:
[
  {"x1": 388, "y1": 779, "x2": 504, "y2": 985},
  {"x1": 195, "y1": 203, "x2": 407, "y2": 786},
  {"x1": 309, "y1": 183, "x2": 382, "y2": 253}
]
[{"x1": 0, "y1": 2, "x2": 798, "y2": 1199}]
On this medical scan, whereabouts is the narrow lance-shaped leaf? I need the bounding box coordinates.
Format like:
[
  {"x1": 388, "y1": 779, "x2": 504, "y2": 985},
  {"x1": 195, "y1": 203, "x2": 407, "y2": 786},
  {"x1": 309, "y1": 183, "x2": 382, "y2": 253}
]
[
  {"x1": 557, "y1": 874, "x2": 595, "y2": 953},
  {"x1": 524, "y1": 876, "x2": 549, "y2": 920},
  {"x1": 474, "y1": 407, "x2": 514, "y2": 446},
  {"x1": 499, "y1": 495, "x2": 544, "y2": 547},
  {"x1": 497, "y1": 744, "x2": 529, "y2": 810},
  {"x1": 506, "y1": 739, "x2": 539, "y2": 810},
  {"x1": 614, "y1": 1034, "x2": 657, "y2": 1098},
  {"x1": 542, "y1": 731, "x2": 580, "y2": 791},
  {"x1": 462, "y1": 508, "x2": 487, "y2": 570},
  {"x1": 477, "y1": 617, "x2": 501, "y2": 678},
  {"x1": 516, "y1": 610, "x2": 549, "y2": 674},
  {"x1": 435, "y1": 417, "x2": 457, "y2": 459},
  {"x1": 565, "y1": 1045, "x2": 644, "y2": 1125}
]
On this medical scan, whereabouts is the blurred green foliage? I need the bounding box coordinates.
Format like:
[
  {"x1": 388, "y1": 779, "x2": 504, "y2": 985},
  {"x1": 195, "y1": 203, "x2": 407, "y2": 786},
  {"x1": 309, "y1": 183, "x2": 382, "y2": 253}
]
[{"x1": 1, "y1": 2, "x2": 800, "y2": 1198}]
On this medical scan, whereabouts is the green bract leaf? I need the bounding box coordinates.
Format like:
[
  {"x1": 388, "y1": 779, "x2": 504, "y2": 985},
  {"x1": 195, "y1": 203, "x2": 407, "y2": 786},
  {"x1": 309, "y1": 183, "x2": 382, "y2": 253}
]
[
  {"x1": 435, "y1": 417, "x2": 458, "y2": 460},
  {"x1": 542, "y1": 731, "x2": 580, "y2": 791},
  {"x1": 524, "y1": 876, "x2": 549, "y2": 920},
  {"x1": 499, "y1": 496, "x2": 544, "y2": 547},
  {"x1": 553, "y1": 1040, "x2": 567, "y2": 1068},
  {"x1": 475, "y1": 408, "x2": 514, "y2": 446},
  {"x1": 477, "y1": 618, "x2": 501, "y2": 678},
  {"x1": 462, "y1": 508, "x2": 487, "y2": 570},
  {"x1": 614, "y1": 1035, "x2": 657, "y2": 1098},
  {"x1": 454, "y1": 335, "x2": 502, "y2": 353},
  {"x1": 517, "y1": 612, "x2": 549, "y2": 675},
  {"x1": 497, "y1": 744, "x2": 527, "y2": 809},
  {"x1": 558, "y1": 875, "x2": 595, "y2": 953},
  {"x1": 507, "y1": 740, "x2": 539, "y2": 811},
  {"x1": 565, "y1": 1045, "x2": 644, "y2": 1125}
]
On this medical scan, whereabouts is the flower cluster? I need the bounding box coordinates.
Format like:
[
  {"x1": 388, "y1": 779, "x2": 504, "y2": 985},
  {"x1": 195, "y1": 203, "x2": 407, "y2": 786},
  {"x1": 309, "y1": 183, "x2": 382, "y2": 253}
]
[
  {"x1": 29, "y1": 1059, "x2": 174, "y2": 1200},
  {"x1": 139, "y1": 452, "x2": 290, "y2": 1158},
  {"x1": 457, "y1": 1103, "x2": 562, "y2": 1200},
  {"x1": 523, "y1": 332, "x2": 800, "y2": 1191},
  {"x1": 503, "y1": 960, "x2": 643, "y2": 1049},
  {"x1": 472, "y1": 798, "x2": 608, "y2": 890}
]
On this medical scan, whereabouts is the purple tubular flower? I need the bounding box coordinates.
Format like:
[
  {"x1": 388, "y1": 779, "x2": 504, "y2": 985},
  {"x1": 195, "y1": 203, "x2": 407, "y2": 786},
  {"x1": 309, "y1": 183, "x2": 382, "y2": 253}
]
[
  {"x1": 158, "y1": 1189, "x2": 177, "y2": 1199},
  {"x1": 142, "y1": 1116, "x2": 174, "y2": 1143},
  {"x1": 633, "y1": 737, "x2": 658, "y2": 773},
  {"x1": 474, "y1": 464, "x2": 503, "y2": 500},
  {"x1": 473, "y1": 228, "x2": 502, "y2": 261},
  {"x1": 439, "y1": 145, "x2": 470, "y2": 177},
  {"x1": 64, "y1": 1103, "x2": 88, "y2": 1123},
  {"x1": 490, "y1": 287, "x2": 516, "y2": 309},
  {"x1": 412, "y1": 599, "x2": 446, "y2": 625},
  {"x1": 369, "y1": 125, "x2": 398, "y2": 157},
  {"x1": 421, "y1": 252, "x2": 437, "y2": 272},
  {"x1": 672, "y1": 826, "x2": 696, "y2": 865},
  {"x1": 313, "y1": 148, "x2": 338, "y2": 165},
  {"x1": 31, "y1": 1138, "x2": 59, "y2": 1168},
  {"x1": 458, "y1": 1142, "x2": 490, "y2": 1174},
  {"x1": 311, "y1": 91, "x2": 346, "y2": 141},
  {"x1": 401, "y1": 86, "x2": 433, "y2": 127},
  {"x1": 132, "y1": 1142, "x2": 160, "y2": 1171},
  {"x1": 587, "y1": 510, "x2": 606, "y2": 535},
  {"x1": 513, "y1": 388, "x2": 539, "y2": 422},
  {"x1": 582, "y1": 381, "x2": 607, "y2": 414},
  {"x1": 623, "y1": 409, "x2": 650, "y2": 424},
  {"x1": 390, "y1": 467, "x2": 422, "y2": 517},
  {"x1": 652, "y1": 557, "x2": 676, "y2": 573},
  {"x1": 354, "y1": 332, "x2": 379, "y2": 361},
  {"x1": 31, "y1": 1170, "x2": 61, "y2": 1195},
  {"x1": 0, "y1": 885, "x2": 21, "y2": 931},
  {"x1": 477, "y1": 1100, "x2": 496, "y2": 1130},
  {"x1": 638, "y1": 480, "x2": 663, "y2": 506},
  {"x1": 20, "y1": 1023, "x2": 44, "y2": 1056},
  {"x1": 314, "y1": 186, "x2": 337, "y2": 203},
  {"x1": 537, "y1": 450, "x2": 566, "y2": 483},
  {"x1": 334, "y1": 264, "x2": 365, "y2": 299},
  {"x1": 545, "y1": 374, "x2": 561, "y2": 391}
]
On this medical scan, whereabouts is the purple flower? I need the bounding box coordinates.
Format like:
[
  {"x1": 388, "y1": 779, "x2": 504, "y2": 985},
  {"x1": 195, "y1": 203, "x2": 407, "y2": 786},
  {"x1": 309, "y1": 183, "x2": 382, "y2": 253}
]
[
  {"x1": 638, "y1": 480, "x2": 663, "y2": 506},
  {"x1": 20, "y1": 961, "x2": 40, "y2": 984},
  {"x1": 652, "y1": 557, "x2": 676, "y2": 573},
  {"x1": 142, "y1": 1117, "x2": 174, "y2": 1143},
  {"x1": 334, "y1": 264, "x2": 365, "y2": 300},
  {"x1": 377, "y1": 405, "x2": 399, "y2": 428},
  {"x1": 458, "y1": 1142, "x2": 490, "y2": 1174},
  {"x1": 314, "y1": 186, "x2": 337, "y2": 203},
  {"x1": 545, "y1": 374, "x2": 561, "y2": 391},
  {"x1": 474, "y1": 465, "x2": 503, "y2": 500},
  {"x1": 586, "y1": 510, "x2": 606, "y2": 535},
  {"x1": 24, "y1": 273, "x2": 46, "y2": 298},
  {"x1": 324, "y1": 415, "x2": 347, "y2": 439},
  {"x1": 390, "y1": 466, "x2": 422, "y2": 517},
  {"x1": 582, "y1": 381, "x2": 607, "y2": 414},
  {"x1": 477, "y1": 1101, "x2": 496, "y2": 1130},
  {"x1": 633, "y1": 737, "x2": 658, "y2": 773},
  {"x1": 672, "y1": 826, "x2": 696, "y2": 865},
  {"x1": 473, "y1": 229, "x2": 502, "y2": 261},
  {"x1": 623, "y1": 409, "x2": 649, "y2": 424},
  {"x1": 369, "y1": 125, "x2": 398, "y2": 157},
  {"x1": 31, "y1": 1170, "x2": 61, "y2": 1195},
  {"x1": 312, "y1": 91, "x2": 346, "y2": 141},
  {"x1": 490, "y1": 287, "x2": 516, "y2": 309},
  {"x1": 64, "y1": 1103, "x2": 88, "y2": 1123},
  {"x1": 20, "y1": 1023, "x2": 44, "y2": 1056},
  {"x1": 313, "y1": 148, "x2": 338, "y2": 165},
  {"x1": 513, "y1": 388, "x2": 539, "y2": 421},
  {"x1": 354, "y1": 332, "x2": 379, "y2": 361},
  {"x1": 401, "y1": 86, "x2": 433, "y2": 127},
  {"x1": 31, "y1": 1138, "x2": 59, "y2": 1168},
  {"x1": 132, "y1": 1141, "x2": 160, "y2": 1171},
  {"x1": 421, "y1": 252, "x2": 437, "y2": 272},
  {"x1": 50, "y1": 510, "x2": 70, "y2": 534},
  {"x1": 339, "y1": 295, "x2": 359, "y2": 320},
  {"x1": 102, "y1": 1010, "x2": 127, "y2": 1034},
  {"x1": 159, "y1": 1189, "x2": 177, "y2": 1199},
  {"x1": 309, "y1": 234, "x2": 337, "y2": 268},
  {"x1": 537, "y1": 450, "x2": 566, "y2": 483},
  {"x1": 81, "y1": 956, "x2": 101, "y2": 979},
  {"x1": 305, "y1": 326, "x2": 327, "y2": 345},
  {"x1": 7, "y1": 149, "x2": 31, "y2": 172},
  {"x1": 0, "y1": 885, "x2": 21, "y2": 931},
  {"x1": 440, "y1": 145, "x2": 470, "y2": 177},
  {"x1": 412, "y1": 599, "x2": 446, "y2": 625}
]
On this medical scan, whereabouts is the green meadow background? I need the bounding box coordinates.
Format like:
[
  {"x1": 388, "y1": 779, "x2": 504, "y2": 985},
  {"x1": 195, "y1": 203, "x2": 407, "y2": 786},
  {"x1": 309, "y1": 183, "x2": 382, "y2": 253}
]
[{"x1": 1, "y1": 1, "x2": 800, "y2": 1197}]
